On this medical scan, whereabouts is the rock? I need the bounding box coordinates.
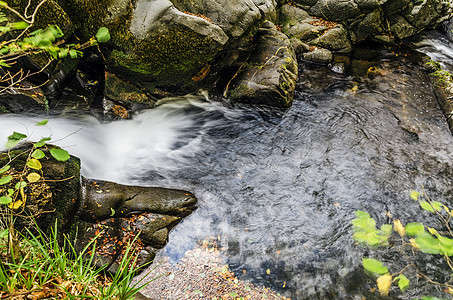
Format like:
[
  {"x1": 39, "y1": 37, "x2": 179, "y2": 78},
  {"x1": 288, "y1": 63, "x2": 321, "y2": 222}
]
[
  {"x1": 285, "y1": 22, "x2": 325, "y2": 41},
  {"x1": 76, "y1": 177, "x2": 197, "y2": 270},
  {"x1": 227, "y1": 21, "x2": 298, "y2": 107},
  {"x1": 290, "y1": 38, "x2": 311, "y2": 54},
  {"x1": 303, "y1": 47, "x2": 333, "y2": 63},
  {"x1": 309, "y1": 0, "x2": 360, "y2": 21},
  {"x1": 312, "y1": 25, "x2": 352, "y2": 53}
]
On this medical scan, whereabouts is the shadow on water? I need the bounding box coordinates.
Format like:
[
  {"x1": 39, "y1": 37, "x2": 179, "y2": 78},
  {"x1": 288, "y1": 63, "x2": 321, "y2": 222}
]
[{"x1": 1, "y1": 37, "x2": 453, "y2": 299}]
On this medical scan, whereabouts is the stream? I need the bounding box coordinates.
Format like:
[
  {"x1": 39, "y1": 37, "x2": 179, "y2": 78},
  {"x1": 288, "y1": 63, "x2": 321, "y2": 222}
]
[{"x1": 1, "y1": 33, "x2": 453, "y2": 299}]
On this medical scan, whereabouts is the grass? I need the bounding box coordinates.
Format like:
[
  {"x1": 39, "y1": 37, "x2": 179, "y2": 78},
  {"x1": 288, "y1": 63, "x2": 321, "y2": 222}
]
[{"x1": 0, "y1": 219, "x2": 154, "y2": 299}]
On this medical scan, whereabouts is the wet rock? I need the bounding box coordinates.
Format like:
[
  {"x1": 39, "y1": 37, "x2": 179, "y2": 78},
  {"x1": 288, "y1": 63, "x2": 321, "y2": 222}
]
[
  {"x1": 227, "y1": 21, "x2": 298, "y2": 108},
  {"x1": 290, "y1": 38, "x2": 311, "y2": 54},
  {"x1": 312, "y1": 25, "x2": 352, "y2": 54},
  {"x1": 303, "y1": 47, "x2": 333, "y2": 63},
  {"x1": 76, "y1": 177, "x2": 197, "y2": 270}
]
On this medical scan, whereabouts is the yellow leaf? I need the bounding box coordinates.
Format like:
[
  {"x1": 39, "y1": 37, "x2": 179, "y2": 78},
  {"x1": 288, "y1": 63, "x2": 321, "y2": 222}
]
[
  {"x1": 409, "y1": 238, "x2": 419, "y2": 249},
  {"x1": 393, "y1": 219, "x2": 405, "y2": 237},
  {"x1": 8, "y1": 199, "x2": 23, "y2": 210},
  {"x1": 266, "y1": 269, "x2": 271, "y2": 275},
  {"x1": 27, "y1": 172, "x2": 41, "y2": 183},
  {"x1": 428, "y1": 227, "x2": 438, "y2": 235},
  {"x1": 377, "y1": 274, "x2": 392, "y2": 296}
]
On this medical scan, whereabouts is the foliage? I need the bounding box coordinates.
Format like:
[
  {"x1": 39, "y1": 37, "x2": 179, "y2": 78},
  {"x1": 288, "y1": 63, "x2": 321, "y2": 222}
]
[
  {"x1": 352, "y1": 190, "x2": 453, "y2": 298},
  {"x1": 0, "y1": 120, "x2": 69, "y2": 209},
  {"x1": 0, "y1": 220, "x2": 152, "y2": 299},
  {"x1": 0, "y1": 0, "x2": 110, "y2": 96}
]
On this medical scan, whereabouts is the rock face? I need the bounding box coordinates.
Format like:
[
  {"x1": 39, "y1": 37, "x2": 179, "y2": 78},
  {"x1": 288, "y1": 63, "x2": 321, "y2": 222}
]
[
  {"x1": 227, "y1": 21, "x2": 298, "y2": 107},
  {"x1": 0, "y1": 145, "x2": 197, "y2": 270},
  {"x1": 9, "y1": 0, "x2": 452, "y2": 109}
]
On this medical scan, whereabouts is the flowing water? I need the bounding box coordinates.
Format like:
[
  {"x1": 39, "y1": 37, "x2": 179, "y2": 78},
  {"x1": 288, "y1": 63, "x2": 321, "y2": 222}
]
[{"x1": 1, "y1": 35, "x2": 453, "y2": 299}]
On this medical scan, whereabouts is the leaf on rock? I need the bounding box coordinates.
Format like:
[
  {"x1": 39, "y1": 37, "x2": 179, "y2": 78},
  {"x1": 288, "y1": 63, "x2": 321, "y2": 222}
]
[
  {"x1": 27, "y1": 158, "x2": 42, "y2": 170},
  {"x1": 406, "y1": 223, "x2": 425, "y2": 236},
  {"x1": 50, "y1": 148, "x2": 70, "y2": 162},
  {"x1": 362, "y1": 258, "x2": 389, "y2": 275},
  {"x1": 0, "y1": 175, "x2": 12, "y2": 185},
  {"x1": 31, "y1": 149, "x2": 45, "y2": 159},
  {"x1": 419, "y1": 201, "x2": 435, "y2": 213},
  {"x1": 395, "y1": 274, "x2": 410, "y2": 292},
  {"x1": 27, "y1": 173, "x2": 41, "y2": 183},
  {"x1": 393, "y1": 219, "x2": 405, "y2": 237}
]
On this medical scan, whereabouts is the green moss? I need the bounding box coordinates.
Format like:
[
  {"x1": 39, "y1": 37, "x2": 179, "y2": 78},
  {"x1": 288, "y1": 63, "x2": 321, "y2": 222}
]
[
  {"x1": 0, "y1": 105, "x2": 10, "y2": 113},
  {"x1": 230, "y1": 83, "x2": 256, "y2": 100}
]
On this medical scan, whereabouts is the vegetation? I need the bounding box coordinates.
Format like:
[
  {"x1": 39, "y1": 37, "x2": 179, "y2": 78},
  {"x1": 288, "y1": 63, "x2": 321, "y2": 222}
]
[{"x1": 352, "y1": 190, "x2": 453, "y2": 298}]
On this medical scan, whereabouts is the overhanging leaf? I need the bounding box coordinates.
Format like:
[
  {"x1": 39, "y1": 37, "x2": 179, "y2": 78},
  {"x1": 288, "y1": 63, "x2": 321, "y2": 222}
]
[
  {"x1": 0, "y1": 165, "x2": 10, "y2": 174},
  {"x1": 95, "y1": 27, "x2": 110, "y2": 43},
  {"x1": 50, "y1": 148, "x2": 70, "y2": 161},
  {"x1": 8, "y1": 199, "x2": 22, "y2": 209},
  {"x1": 36, "y1": 119, "x2": 48, "y2": 126},
  {"x1": 0, "y1": 196, "x2": 12, "y2": 204},
  {"x1": 5, "y1": 131, "x2": 27, "y2": 148},
  {"x1": 395, "y1": 274, "x2": 410, "y2": 292},
  {"x1": 27, "y1": 158, "x2": 42, "y2": 170},
  {"x1": 419, "y1": 201, "x2": 435, "y2": 213},
  {"x1": 377, "y1": 274, "x2": 392, "y2": 296},
  {"x1": 34, "y1": 137, "x2": 51, "y2": 148},
  {"x1": 406, "y1": 223, "x2": 425, "y2": 236},
  {"x1": 27, "y1": 173, "x2": 41, "y2": 183},
  {"x1": 0, "y1": 175, "x2": 12, "y2": 185},
  {"x1": 362, "y1": 258, "x2": 389, "y2": 275},
  {"x1": 15, "y1": 181, "x2": 26, "y2": 190},
  {"x1": 31, "y1": 149, "x2": 45, "y2": 159}
]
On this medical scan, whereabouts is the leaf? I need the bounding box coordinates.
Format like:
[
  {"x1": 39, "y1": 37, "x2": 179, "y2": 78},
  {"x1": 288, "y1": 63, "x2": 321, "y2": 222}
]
[
  {"x1": 15, "y1": 181, "x2": 26, "y2": 190},
  {"x1": 380, "y1": 224, "x2": 393, "y2": 237},
  {"x1": 377, "y1": 274, "x2": 392, "y2": 296},
  {"x1": 414, "y1": 232, "x2": 441, "y2": 254},
  {"x1": 266, "y1": 269, "x2": 271, "y2": 274},
  {"x1": 34, "y1": 137, "x2": 51, "y2": 148},
  {"x1": 27, "y1": 158, "x2": 42, "y2": 170},
  {"x1": 362, "y1": 258, "x2": 389, "y2": 275},
  {"x1": 5, "y1": 132, "x2": 27, "y2": 148},
  {"x1": 355, "y1": 210, "x2": 371, "y2": 218},
  {"x1": 0, "y1": 229, "x2": 8, "y2": 239},
  {"x1": 27, "y1": 173, "x2": 40, "y2": 183},
  {"x1": 0, "y1": 165, "x2": 10, "y2": 174},
  {"x1": 36, "y1": 119, "x2": 48, "y2": 126},
  {"x1": 50, "y1": 148, "x2": 70, "y2": 162},
  {"x1": 8, "y1": 199, "x2": 22, "y2": 210},
  {"x1": 0, "y1": 196, "x2": 12, "y2": 204},
  {"x1": 31, "y1": 149, "x2": 45, "y2": 159},
  {"x1": 95, "y1": 27, "x2": 111, "y2": 43},
  {"x1": 393, "y1": 219, "x2": 405, "y2": 237},
  {"x1": 431, "y1": 201, "x2": 443, "y2": 212},
  {"x1": 395, "y1": 274, "x2": 410, "y2": 292},
  {"x1": 0, "y1": 2, "x2": 7, "y2": 7},
  {"x1": 0, "y1": 175, "x2": 12, "y2": 185},
  {"x1": 410, "y1": 190, "x2": 421, "y2": 201},
  {"x1": 69, "y1": 49, "x2": 77, "y2": 59},
  {"x1": 406, "y1": 223, "x2": 425, "y2": 236},
  {"x1": 12, "y1": 21, "x2": 28, "y2": 30},
  {"x1": 230, "y1": 292, "x2": 238, "y2": 297},
  {"x1": 110, "y1": 208, "x2": 115, "y2": 216},
  {"x1": 419, "y1": 201, "x2": 435, "y2": 213}
]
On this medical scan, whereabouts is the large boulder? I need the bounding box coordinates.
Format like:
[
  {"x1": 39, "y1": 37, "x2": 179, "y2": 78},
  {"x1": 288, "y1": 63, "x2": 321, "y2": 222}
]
[{"x1": 226, "y1": 21, "x2": 298, "y2": 107}]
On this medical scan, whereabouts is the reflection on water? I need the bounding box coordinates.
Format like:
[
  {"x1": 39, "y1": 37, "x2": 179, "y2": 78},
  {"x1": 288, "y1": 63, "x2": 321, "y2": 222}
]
[{"x1": 1, "y1": 37, "x2": 453, "y2": 299}]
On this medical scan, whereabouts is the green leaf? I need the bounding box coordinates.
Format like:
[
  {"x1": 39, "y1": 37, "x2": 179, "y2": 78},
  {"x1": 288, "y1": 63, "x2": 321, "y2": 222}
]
[
  {"x1": 352, "y1": 217, "x2": 376, "y2": 231},
  {"x1": 355, "y1": 210, "x2": 370, "y2": 218},
  {"x1": 0, "y1": 196, "x2": 12, "y2": 204},
  {"x1": 27, "y1": 173, "x2": 41, "y2": 183},
  {"x1": 26, "y1": 158, "x2": 42, "y2": 170},
  {"x1": 48, "y1": 25, "x2": 63, "y2": 39},
  {"x1": 410, "y1": 190, "x2": 421, "y2": 201},
  {"x1": 420, "y1": 201, "x2": 435, "y2": 213},
  {"x1": 380, "y1": 224, "x2": 392, "y2": 236},
  {"x1": 362, "y1": 258, "x2": 389, "y2": 275},
  {"x1": 415, "y1": 232, "x2": 441, "y2": 254},
  {"x1": 406, "y1": 222, "x2": 425, "y2": 236},
  {"x1": 0, "y1": 228, "x2": 8, "y2": 239},
  {"x1": 0, "y1": 60, "x2": 10, "y2": 68},
  {"x1": 431, "y1": 201, "x2": 442, "y2": 212},
  {"x1": 110, "y1": 208, "x2": 115, "y2": 216},
  {"x1": 0, "y1": 165, "x2": 10, "y2": 174},
  {"x1": 95, "y1": 27, "x2": 110, "y2": 43},
  {"x1": 34, "y1": 137, "x2": 51, "y2": 148},
  {"x1": 15, "y1": 181, "x2": 26, "y2": 190},
  {"x1": 31, "y1": 149, "x2": 45, "y2": 159},
  {"x1": 7, "y1": 189, "x2": 14, "y2": 196},
  {"x1": 229, "y1": 292, "x2": 238, "y2": 297},
  {"x1": 12, "y1": 21, "x2": 28, "y2": 30},
  {"x1": 395, "y1": 274, "x2": 410, "y2": 292},
  {"x1": 36, "y1": 119, "x2": 48, "y2": 126},
  {"x1": 5, "y1": 132, "x2": 27, "y2": 148},
  {"x1": 69, "y1": 49, "x2": 77, "y2": 59},
  {"x1": 0, "y1": 175, "x2": 12, "y2": 185},
  {"x1": 50, "y1": 148, "x2": 70, "y2": 162}
]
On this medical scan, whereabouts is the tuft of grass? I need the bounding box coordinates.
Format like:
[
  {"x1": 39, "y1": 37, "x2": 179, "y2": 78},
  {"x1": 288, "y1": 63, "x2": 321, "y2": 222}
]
[{"x1": 0, "y1": 221, "x2": 154, "y2": 299}]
